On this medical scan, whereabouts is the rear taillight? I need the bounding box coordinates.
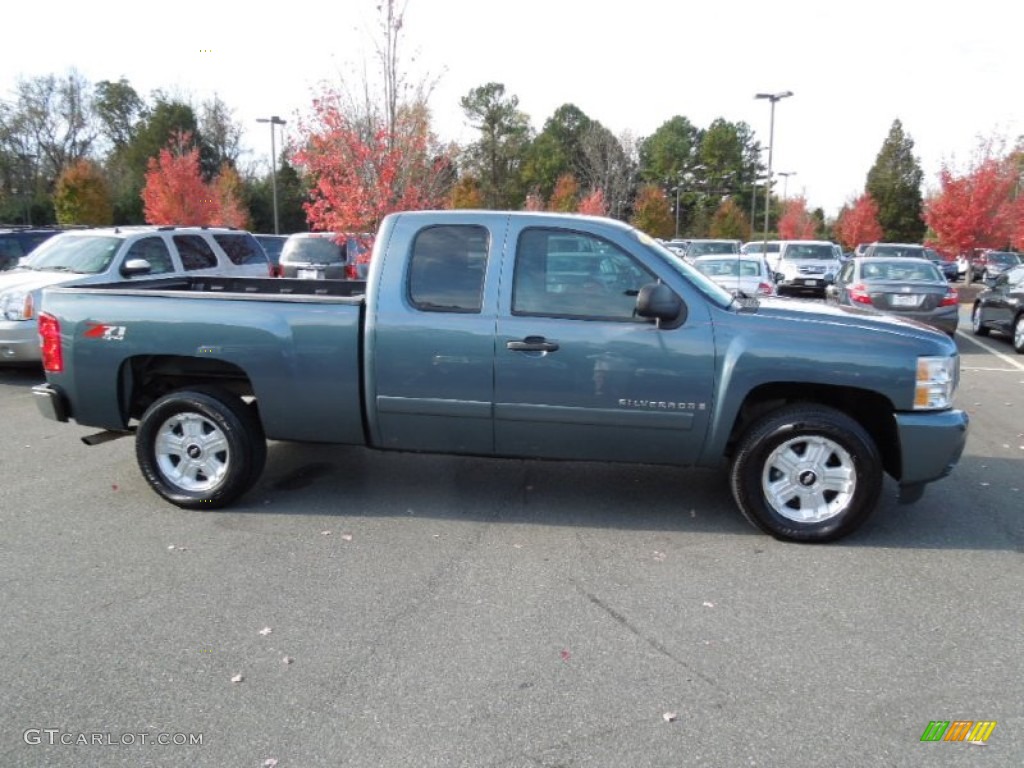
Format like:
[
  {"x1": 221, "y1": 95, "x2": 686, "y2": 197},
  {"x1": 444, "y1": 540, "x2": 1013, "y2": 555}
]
[
  {"x1": 344, "y1": 264, "x2": 358, "y2": 279},
  {"x1": 24, "y1": 292, "x2": 34, "y2": 319},
  {"x1": 38, "y1": 311, "x2": 63, "y2": 373},
  {"x1": 848, "y1": 284, "x2": 873, "y2": 304},
  {"x1": 940, "y1": 288, "x2": 958, "y2": 307},
  {"x1": 757, "y1": 282, "x2": 773, "y2": 296}
]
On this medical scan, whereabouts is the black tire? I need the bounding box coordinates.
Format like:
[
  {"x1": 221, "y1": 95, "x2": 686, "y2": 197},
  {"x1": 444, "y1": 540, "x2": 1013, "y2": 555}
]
[
  {"x1": 971, "y1": 303, "x2": 989, "y2": 336},
  {"x1": 136, "y1": 389, "x2": 267, "y2": 509},
  {"x1": 729, "y1": 404, "x2": 883, "y2": 543}
]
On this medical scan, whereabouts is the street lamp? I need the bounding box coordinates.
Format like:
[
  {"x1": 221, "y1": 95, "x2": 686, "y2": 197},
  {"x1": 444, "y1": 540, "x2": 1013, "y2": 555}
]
[
  {"x1": 256, "y1": 115, "x2": 287, "y2": 234},
  {"x1": 777, "y1": 171, "x2": 797, "y2": 200},
  {"x1": 754, "y1": 91, "x2": 793, "y2": 250}
]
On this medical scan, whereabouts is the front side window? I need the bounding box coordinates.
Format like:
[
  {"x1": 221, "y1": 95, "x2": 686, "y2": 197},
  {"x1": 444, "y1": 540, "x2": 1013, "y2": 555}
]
[
  {"x1": 174, "y1": 235, "x2": 217, "y2": 270},
  {"x1": 408, "y1": 225, "x2": 488, "y2": 312},
  {"x1": 512, "y1": 228, "x2": 655, "y2": 320},
  {"x1": 125, "y1": 237, "x2": 174, "y2": 274}
]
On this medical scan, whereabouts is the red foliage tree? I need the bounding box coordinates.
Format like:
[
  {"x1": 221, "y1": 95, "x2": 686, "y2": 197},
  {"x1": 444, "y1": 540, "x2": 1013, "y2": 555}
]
[
  {"x1": 293, "y1": 91, "x2": 453, "y2": 235},
  {"x1": 548, "y1": 174, "x2": 579, "y2": 212},
  {"x1": 835, "y1": 194, "x2": 883, "y2": 249},
  {"x1": 211, "y1": 163, "x2": 250, "y2": 229},
  {"x1": 577, "y1": 188, "x2": 608, "y2": 216},
  {"x1": 142, "y1": 131, "x2": 219, "y2": 225},
  {"x1": 924, "y1": 156, "x2": 1018, "y2": 259},
  {"x1": 777, "y1": 196, "x2": 817, "y2": 239},
  {"x1": 523, "y1": 190, "x2": 545, "y2": 211}
]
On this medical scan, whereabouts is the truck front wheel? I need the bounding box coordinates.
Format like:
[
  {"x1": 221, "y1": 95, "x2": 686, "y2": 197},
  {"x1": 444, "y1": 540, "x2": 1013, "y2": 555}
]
[
  {"x1": 136, "y1": 389, "x2": 267, "y2": 509},
  {"x1": 729, "y1": 405, "x2": 882, "y2": 542}
]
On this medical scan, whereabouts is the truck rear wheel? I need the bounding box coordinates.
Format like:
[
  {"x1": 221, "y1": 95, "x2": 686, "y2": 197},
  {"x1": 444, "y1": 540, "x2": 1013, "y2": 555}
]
[
  {"x1": 136, "y1": 389, "x2": 266, "y2": 509},
  {"x1": 729, "y1": 404, "x2": 882, "y2": 542}
]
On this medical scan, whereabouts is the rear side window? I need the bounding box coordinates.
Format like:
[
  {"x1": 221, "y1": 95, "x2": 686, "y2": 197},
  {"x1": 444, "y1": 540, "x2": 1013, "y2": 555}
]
[
  {"x1": 281, "y1": 236, "x2": 347, "y2": 265},
  {"x1": 174, "y1": 235, "x2": 218, "y2": 270},
  {"x1": 408, "y1": 225, "x2": 488, "y2": 312},
  {"x1": 213, "y1": 233, "x2": 267, "y2": 265}
]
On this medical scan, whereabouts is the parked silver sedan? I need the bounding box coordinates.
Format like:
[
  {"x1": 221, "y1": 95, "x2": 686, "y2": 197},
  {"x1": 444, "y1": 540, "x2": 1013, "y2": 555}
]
[
  {"x1": 825, "y1": 257, "x2": 959, "y2": 336},
  {"x1": 692, "y1": 255, "x2": 776, "y2": 297}
]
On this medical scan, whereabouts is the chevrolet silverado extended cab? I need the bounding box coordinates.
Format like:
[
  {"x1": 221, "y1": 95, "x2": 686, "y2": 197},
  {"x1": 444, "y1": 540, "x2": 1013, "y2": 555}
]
[{"x1": 33, "y1": 211, "x2": 968, "y2": 542}]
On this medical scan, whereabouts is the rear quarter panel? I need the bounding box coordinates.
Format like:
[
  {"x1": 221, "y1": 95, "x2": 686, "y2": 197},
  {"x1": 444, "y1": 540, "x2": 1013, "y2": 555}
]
[{"x1": 42, "y1": 288, "x2": 366, "y2": 444}]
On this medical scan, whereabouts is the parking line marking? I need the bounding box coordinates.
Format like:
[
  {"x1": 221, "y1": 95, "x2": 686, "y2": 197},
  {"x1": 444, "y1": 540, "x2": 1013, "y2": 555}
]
[
  {"x1": 961, "y1": 367, "x2": 1020, "y2": 372},
  {"x1": 955, "y1": 330, "x2": 1024, "y2": 372}
]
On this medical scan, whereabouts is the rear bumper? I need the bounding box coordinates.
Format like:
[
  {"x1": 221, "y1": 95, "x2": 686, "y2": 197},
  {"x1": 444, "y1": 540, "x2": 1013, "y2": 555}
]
[
  {"x1": 894, "y1": 409, "x2": 969, "y2": 490},
  {"x1": 32, "y1": 383, "x2": 69, "y2": 422},
  {"x1": 777, "y1": 277, "x2": 828, "y2": 296},
  {"x1": 0, "y1": 319, "x2": 41, "y2": 363}
]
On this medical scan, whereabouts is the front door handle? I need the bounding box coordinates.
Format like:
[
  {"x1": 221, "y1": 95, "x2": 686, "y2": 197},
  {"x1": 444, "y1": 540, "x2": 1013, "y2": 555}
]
[{"x1": 506, "y1": 335, "x2": 560, "y2": 353}]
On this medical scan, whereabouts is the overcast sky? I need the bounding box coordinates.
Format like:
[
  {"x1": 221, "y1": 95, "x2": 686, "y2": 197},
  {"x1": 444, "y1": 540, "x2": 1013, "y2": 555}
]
[{"x1": 3, "y1": 0, "x2": 1019, "y2": 216}]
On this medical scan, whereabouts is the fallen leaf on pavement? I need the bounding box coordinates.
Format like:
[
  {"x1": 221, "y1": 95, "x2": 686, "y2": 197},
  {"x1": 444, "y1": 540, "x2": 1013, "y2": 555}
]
[
  {"x1": 231, "y1": 674, "x2": 244, "y2": 683},
  {"x1": 259, "y1": 627, "x2": 272, "y2": 636},
  {"x1": 662, "y1": 712, "x2": 678, "y2": 723}
]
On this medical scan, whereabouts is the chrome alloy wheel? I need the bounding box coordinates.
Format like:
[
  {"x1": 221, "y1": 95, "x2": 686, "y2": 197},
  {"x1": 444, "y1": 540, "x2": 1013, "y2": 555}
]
[
  {"x1": 1015, "y1": 316, "x2": 1024, "y2": 352},
  {"x1": 972, "y1": 305, "x2": 982, "y2": 333},
  {"x1": 154, "y1": 412, "x2": 230, "y2": 492},
  {"x1": 761, "y1": 435, "x2": 857, "y2": 523}
]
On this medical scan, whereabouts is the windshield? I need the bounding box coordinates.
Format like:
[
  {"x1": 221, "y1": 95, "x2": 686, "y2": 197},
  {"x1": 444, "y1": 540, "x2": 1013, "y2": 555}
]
[
  {"x1": 783, "y1": 244, "x2": 836, "y2": 260},
  {"x1": 642, "y1": 237, "x2": 733, "y2": 307},
  {"x1": 688, "y1": 241, "x2": 737, "y2": 257},
  {"x1": 870, "y1": 245, "x2": 924, "y2": 258},
  {"x1": 694, "y1": 258, "x2": 762, "y2": 277},
  {"x1": 742, "y1": 241, "x2": 780, "y2": 255},
  {"x1": 987, "y1": 252, "x2": 1019, "y2": 265},
  {"x1": 23, "y1": 234, "x2": 121, "y2": 274},
  {"x1": 859, "y1": 260, "x2": 943, "y2": 282}
]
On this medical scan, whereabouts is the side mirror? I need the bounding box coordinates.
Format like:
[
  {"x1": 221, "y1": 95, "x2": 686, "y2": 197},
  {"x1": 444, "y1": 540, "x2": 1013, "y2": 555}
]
[
  {"x1": 121, "y1": 258, "x2": 152, "y2": 277},
  {"x1": 824, "y1": 273, "x2": 836, "y2": 286},
  {"x1": 774, "y1": 272, "x2": 785, "y2": 283},
  {"x1": 636, "y1": 282, "x2": 684, "y2": 324}
]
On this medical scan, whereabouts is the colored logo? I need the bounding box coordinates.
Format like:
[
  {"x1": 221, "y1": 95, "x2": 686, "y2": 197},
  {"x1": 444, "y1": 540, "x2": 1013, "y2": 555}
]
[{"x1": 920, "y1": 720, "x2": 996, "y2": 742}]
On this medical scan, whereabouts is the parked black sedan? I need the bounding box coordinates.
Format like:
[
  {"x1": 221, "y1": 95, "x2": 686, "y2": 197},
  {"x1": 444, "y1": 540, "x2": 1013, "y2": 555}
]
[
  {"x1": 971, "y1": 263, "x2": 1024, "y2": 352},
  {"x1": 826, "y1": 257, "x2": 959, "y2": 335}
]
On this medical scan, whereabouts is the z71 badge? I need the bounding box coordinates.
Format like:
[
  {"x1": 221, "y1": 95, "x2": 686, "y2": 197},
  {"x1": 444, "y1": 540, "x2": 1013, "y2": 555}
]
[{"x1": 83, "y1": 323, "x2": 127, "y2": 341}]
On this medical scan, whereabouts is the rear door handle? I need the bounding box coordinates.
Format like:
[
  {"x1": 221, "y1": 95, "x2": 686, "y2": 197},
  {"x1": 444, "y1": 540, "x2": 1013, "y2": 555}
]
[{"x1": 506, "y1": 335, "x2": 560, "y2": 353}]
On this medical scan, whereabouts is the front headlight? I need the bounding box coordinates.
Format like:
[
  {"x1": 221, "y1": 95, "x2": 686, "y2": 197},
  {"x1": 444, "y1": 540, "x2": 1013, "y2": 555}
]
[
  {"x1": 1, "y1": 291, "x2": 34, "y2": 321},
  {"x1": 914, "y1": 356, "x2": 958, "y2": 410}
]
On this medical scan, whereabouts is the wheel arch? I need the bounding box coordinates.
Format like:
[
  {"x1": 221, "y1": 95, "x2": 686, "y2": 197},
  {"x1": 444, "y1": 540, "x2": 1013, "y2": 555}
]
[
  {"x1": 724, "y1": 382, "x2": 900, "y2": 480},
  {"x1": 120, "y1": 355, "x2": 255, "y2": 424}
]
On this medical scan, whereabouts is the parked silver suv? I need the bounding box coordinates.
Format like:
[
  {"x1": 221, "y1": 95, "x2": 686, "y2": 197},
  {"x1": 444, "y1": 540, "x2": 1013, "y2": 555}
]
[
  {"x1": 0, "y1": 226, "x2": 270, "y2": 364},
  {"x1": 774, "y1": 240, "x2": 842, "y2": 298}
]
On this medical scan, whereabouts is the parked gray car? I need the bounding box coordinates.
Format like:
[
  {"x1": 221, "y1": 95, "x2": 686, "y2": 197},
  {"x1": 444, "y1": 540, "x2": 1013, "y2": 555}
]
[{"x1": 826, "y1": 257, "x2": 959, "y2": 336}]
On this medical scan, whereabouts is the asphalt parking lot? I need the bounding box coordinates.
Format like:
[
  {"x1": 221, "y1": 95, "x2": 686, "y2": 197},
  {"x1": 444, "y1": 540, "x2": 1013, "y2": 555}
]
[{"x1": 1, "y1": 305, "x2": 1021, "y2": 768}]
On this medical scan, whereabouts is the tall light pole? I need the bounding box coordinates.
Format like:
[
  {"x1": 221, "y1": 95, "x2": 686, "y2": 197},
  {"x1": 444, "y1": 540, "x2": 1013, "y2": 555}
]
[
  {"x1": 256, "y1": 115, "x2": 287, "y2": 234},
  {"x1": 778, "y1": 171, "x2": 797, "y2": 200},
  {"x1": 754, "y1": 91, "x2": 793, "y2": 251}
]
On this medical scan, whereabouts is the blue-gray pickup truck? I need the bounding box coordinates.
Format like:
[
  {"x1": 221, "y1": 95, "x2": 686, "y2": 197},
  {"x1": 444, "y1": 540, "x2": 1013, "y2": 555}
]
[{"x1": 33, "y1": 211, "x2": 969, "y2": 542}]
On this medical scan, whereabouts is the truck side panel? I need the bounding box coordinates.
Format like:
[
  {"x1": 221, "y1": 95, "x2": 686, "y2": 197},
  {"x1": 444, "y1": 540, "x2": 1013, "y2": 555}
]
[{"x1": 42, "y1": 289, "x2": 366, "y2": 444}]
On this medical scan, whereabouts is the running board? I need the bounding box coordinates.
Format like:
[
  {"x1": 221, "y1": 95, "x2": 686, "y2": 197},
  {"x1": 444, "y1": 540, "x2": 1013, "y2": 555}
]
[{"x1": 81, "y1": 428, "x2": 135, "y2": 446}]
